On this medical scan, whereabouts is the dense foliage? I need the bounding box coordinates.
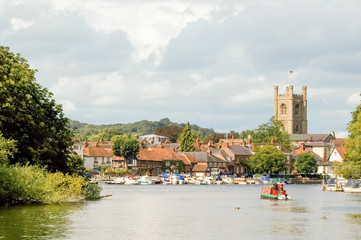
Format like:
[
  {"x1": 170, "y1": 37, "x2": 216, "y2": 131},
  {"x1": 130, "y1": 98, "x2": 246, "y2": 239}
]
[
  {"x1": 0, "y1": 46, "x2": 73, "y2": 172},
  {"x1": 202, "y1": 132, "x2": 225, "y2": 144},
  {"x1": 249, "y1": 145, "x2": 287, "y2": 174},
  {"x1": 112, "y1": 135, "x2": 140, "y2": 169},
  {"x1": 154, "y1": 125, "x2": 183, "y2": 142},
  {"x1": 0, "y1": 132, "x2": 16, "y2": 165},
  {"x1": 69, "y1": 118, "x2": 214, "y2": 141},
  {"x1": 179, "y1": 123, "x2": 196, "y2": 152},
  {"x1": 293, "y1": 153, "x2": 317, "y2": 174},
  {"x1": 334, "y1": 96, "x2": 361, "y2": 178},
  {"x1": 0, "y1": 164, "x2": 98, "y2": 206}
]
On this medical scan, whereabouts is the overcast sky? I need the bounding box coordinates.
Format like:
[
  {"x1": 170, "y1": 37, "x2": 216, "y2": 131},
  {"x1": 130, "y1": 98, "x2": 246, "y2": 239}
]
[{"x1": 1, "y1": 0, "x2": 360, "y2": 137}]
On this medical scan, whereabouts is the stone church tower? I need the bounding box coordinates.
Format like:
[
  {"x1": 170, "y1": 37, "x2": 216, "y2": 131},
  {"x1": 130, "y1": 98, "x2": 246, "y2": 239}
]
[{"x1": 274, "y1": 85, "x2": 307, "y2": 134}]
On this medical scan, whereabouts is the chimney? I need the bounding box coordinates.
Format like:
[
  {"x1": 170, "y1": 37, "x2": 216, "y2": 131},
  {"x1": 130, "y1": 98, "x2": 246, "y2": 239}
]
[
  {"x1": 323, "y1": 147, "x2": 327, "y2": 162},
  {"x1": 160, "y1": 142, "x2": 163, "y2": 148},
  {"x1": 208, "y1": 149, "x2": 212, "y2": 156},
  {"x1": 300, "y1": 142, "x2": 305, "y2": 151},
  {"x1": 226, "y1": 133, "x2": 230, "y2": 139},
  {"x1": 309, "y1": 136, "x2": 313, "y2": 141},
  {"x1": 242, "y1": 141, "x2": 246, "y2": 147},
  {"x1": 232, "y1": 134, "x2": 235, "y2": 140},
  {"x1": 247, "y1": 135, "x2": 252, "y2": 144}
]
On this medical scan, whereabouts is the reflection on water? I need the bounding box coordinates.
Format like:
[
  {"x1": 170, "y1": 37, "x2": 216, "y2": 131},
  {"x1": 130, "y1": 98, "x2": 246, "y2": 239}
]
[
  {"x1": 0, "y1": 203, "x2": 83, "y2": 239},
  {"x1": 0, "y1": 185, "x2": 361, "y2": 240}
]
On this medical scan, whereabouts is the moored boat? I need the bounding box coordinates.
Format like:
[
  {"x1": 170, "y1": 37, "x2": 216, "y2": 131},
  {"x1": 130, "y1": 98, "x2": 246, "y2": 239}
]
[{"x1": 260, "y1": 183, "x2": 291, "y2": 200}]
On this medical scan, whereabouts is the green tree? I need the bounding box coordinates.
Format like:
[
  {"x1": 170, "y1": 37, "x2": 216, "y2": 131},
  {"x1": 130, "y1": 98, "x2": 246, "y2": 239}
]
[
  {"x1": 252, "y1": 117, "x2": 292, "y2": 150},
  {"x1": 0, "y1": 132, "x2": 17, "y2": 165},
  {"x1": 111, "y1": 135, "x2": 140, "y2": 169},
  {"x1": 179, "y1": 122, "x2": 195, "y2": 152},
  {"x1": 203, "y1": 132, "x2": 224, "y2": 144},
  {"x1": 0, "y1": 46, "x2": 74, "y2": 172},
  {"x1": 67, "y1": 154, "x2": 85, "y2": 175},
  {"x1": 293, "y1": 153, "x2": 317, "y2": 174},
  {"x1": 153, "y1": 125, "x2": 183, "y2": 142},
  {"x1": 334, "y1": 95, "x2": 361, "y2": 178},
  {"x1": 249, "y1": 145, "x2": 287, "y2": 175}
]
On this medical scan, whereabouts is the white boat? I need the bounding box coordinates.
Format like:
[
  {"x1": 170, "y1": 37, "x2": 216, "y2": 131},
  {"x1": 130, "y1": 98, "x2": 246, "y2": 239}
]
[
  {"x1": 170, "y1": 175, "x2": 178, "y2": 184},
  {"x1": 138, "y1": 176, "x2": 155, "y2": 185},
  {"x1": 124, "y1": 175, "x2": 140, "y2": 185}
]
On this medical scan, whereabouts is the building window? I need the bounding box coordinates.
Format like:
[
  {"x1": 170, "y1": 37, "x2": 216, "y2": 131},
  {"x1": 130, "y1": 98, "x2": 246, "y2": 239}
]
[
  {"x1": 295, "y1": 104, "x2": 300, "y2": 115},
  {"x1": 166, "y1": 161, "x2": 170, "y2": 166},
  {"x1": 281, "y1": 104, "x2": 287, "y2": 115},
  {"x1": 295, "y1": 125, "x2": 299, "y2": 133}
]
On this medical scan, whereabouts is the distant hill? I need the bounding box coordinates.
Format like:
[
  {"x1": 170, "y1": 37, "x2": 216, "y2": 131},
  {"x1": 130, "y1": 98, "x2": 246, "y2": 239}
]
[{"x1": 69, "y1": 118, "x2": 215, "y2": 140}]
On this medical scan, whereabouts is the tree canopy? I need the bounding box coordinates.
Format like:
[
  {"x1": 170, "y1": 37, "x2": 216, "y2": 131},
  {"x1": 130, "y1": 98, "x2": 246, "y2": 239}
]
[
  {"x1": 334, "y1": 95, "x2": 361, "y2": 178},
  {"x1": 248, "y1": 145, "x2": 287, "y2": 174},
  {"x1": 111, "y1": 135, "x2": 140, "y2": 169},
  {"x1": 153, "y1": 125, "x2": 183, "y2": 142},
  {"x1": 239, "y1": 117, "x2": 292, "y2": 150},
  {"x1": 293, "y1": 153, "x2": 317, "y2": 174},
  {"x1": 0, "y1": 46, "x2": 73, "y2": 172},
  {"x1": 179, "y1": 122, "x2": 195, "y2": 152}
]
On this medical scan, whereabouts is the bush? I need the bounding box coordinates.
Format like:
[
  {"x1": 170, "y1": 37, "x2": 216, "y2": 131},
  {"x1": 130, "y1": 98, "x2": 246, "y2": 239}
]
[{"x1": 0, "y1": 164, "x2": 93, "y2": 206}]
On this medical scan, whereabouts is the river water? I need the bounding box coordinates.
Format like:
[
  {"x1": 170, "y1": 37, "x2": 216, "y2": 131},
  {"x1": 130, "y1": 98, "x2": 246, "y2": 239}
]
[{"x1": 1, "y1": 184, "x2": 361, "y2": 240}]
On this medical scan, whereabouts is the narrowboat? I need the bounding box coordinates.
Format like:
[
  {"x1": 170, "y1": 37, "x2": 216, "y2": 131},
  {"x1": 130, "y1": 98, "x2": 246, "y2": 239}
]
[{"x1": 260, "y1": 183, "x2": 291, "y2": 200}]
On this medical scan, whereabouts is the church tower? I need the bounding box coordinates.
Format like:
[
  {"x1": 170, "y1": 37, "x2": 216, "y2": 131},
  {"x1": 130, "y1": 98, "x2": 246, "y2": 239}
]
[{"x1": 274, "y1": 85, "x2": 307, "y2": 134}]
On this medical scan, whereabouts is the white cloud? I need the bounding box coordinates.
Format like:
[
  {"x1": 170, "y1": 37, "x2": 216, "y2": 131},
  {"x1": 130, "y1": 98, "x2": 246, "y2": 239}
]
[
  {"x1": 59, "y1": 99, "x2": 76, "y2": 112},
  {"x1": 347, "y1": 93, "x2": 361, "y2": 105},
  {"x1": 50, "y1": 0, "x2": 221, "y2": 63},
  {"x1": 11, "y1": 18, "x2": 33, "y2": 30},
  {"x1": 231, "y1": 86, "x2": 272, "y2": 103}
]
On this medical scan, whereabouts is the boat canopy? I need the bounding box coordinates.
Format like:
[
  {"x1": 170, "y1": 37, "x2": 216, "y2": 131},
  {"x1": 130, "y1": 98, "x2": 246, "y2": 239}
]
[{"x1": 261, "y1": 176, "x2": 270, "y2": 182}]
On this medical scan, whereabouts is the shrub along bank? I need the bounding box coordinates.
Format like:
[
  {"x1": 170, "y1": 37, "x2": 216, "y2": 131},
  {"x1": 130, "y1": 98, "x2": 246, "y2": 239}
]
[{"x1": 0, "y1": 164, "x2": 101, "y2": 206}]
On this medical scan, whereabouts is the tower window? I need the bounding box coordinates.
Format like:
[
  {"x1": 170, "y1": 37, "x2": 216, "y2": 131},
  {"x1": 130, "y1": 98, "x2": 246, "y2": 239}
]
[
  {"x1": 281, "y1": 104, "x2": 287, "y2": 115},
  {"x1": 295, "y1": 104, "x2": 300, "y2": 115},
  {"x1": 295, "y1": 125, "x2": 299, "y2": 133}
]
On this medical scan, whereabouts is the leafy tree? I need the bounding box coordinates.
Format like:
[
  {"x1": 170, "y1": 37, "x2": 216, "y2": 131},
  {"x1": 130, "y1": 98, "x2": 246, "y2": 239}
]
[
  {"x1": 252, "y1": 117, "x2": 292, "y2": 150},
  {"x1": 345, "y1": 101, "x2": 361, "y2": 164},
  {"x1": 203, "y1": 132, "x2": 225, "y2": 144},
  {"x1": 190, "y1": 129, "x2": 202, "y2": 141},
  {"x1": 179, "y1": 123, "x2": 195, "y2": 152},
  {"x1": 0, "y1": 132, "x2": 17, "y2": 165},
  {"x1": 67, "y1": 154, "x2": 85, "y2": 175},
  {"x1": 228, "y1": 131, "x2": 240, "y2": 139},
  {"x1": 334, "y1": 95, "x2": 361, "y2": 178},
  {"x1": 239, "y1": 129, "x2": 255, "y2": 140},
  {"x1": 111, "y1": 135, "x2": 140, "y2": 169},
  {"x1": 0, "y1": 46, "x2": 73, "y2": 172},
  {"x1": 293, "y1": 153, "x2": 317, "y2": 174},
  {"x1": 154, "y1": 125, "x2": 183, "y2": 142},
  {"x1": 249, "y1": 145, "x2": 287, "y2": 175}
]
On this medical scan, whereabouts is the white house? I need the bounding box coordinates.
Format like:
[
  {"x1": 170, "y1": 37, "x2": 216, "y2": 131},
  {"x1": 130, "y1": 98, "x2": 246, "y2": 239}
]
[
  {"x1": 138, "y1": 134, "x2": 169, "y2": 145},
  {"x1": 83, "y1": 143, "x2": 113, "y2": 169}
]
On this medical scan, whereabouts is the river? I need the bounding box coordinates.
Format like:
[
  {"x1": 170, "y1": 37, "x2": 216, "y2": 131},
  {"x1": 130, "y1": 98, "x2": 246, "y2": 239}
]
[{"x1": 0, "y1": 184, "x2": 360, "y2": 240}]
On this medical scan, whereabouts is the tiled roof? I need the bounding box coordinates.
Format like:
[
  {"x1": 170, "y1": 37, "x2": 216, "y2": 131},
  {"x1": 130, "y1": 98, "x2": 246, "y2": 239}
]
[
  {"x1": 335, "y1": 146, "x2": 346, "y2": 159},
  {"x1": 182, "y1": 153, "x2": 197, "y2": 164},
  {"x1": 83, "y1": 146, "x2": 113, "y2": 157},
  {"x1": 330, "y1": 138, "x2": 347, "y2": 147},
  {"x1": 227, "y1": 145, "x2": 253, "y2": 156},
  {"x1": 192, "y1": 163, "x2": 208, "y2": 172},
  {"x1": 137, "y1": 147, "x2": 180, "y2": 162},
  {"x1": 290, "y1": 134, "x2": 334, "y2": 142}
]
